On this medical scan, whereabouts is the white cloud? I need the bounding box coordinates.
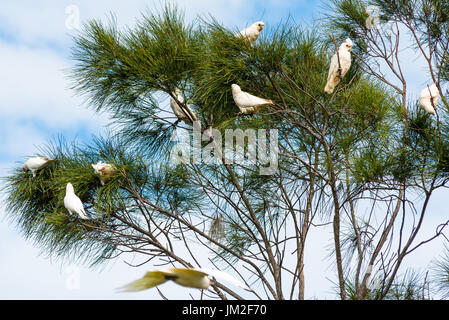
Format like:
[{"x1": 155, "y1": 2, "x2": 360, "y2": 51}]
[
  {"x1": 0, "y1": 0, "x2": 258, "y2": 134},
  {"x1": 0, "y1": 40, "x2": 105, "y2": 130},
  {"x1": 0, "y1": 0, "x2": 253, "y2": 47},
  {"x1": 0, "y1": 121, "x2": 47, "y2": 159}
]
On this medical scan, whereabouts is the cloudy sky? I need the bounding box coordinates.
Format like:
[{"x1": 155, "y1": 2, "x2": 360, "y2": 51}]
[{"x1": 0, "y1": 0, "x2": 446, "y2": 300}]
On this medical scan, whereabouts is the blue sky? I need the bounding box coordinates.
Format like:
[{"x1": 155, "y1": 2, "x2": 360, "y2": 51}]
[{"x1": 0, "y1": 0, "x2": 446, "y2": 300}]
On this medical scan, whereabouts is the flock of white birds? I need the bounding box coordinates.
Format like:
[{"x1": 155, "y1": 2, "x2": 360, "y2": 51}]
[
  {"x1": 22, "y1": 158, "x2": 115, "y2": 221},
  {"x1": 20, "y1": 21, "x2": 443, "y2": 293}
]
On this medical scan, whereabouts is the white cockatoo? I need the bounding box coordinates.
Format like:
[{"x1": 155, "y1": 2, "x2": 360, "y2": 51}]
[
  {"x1": 324, "y1": 38, "x2": 353, "y2": 94},
  {"x1": 64, "y1": 183, "x2": 89, "y2": 220},
  {"x1": 231, "y1": 84, "x2": 274, "y2": 114},
  {"x1": 92, "y1": 161, "x2": 116, "y2": 186},
  {"x1": 170, "y1": 88, "x2": 198, "y2": 126},
  {"x1": 235, "y1": 21, "x2": 265, "y2": 47},
  {"x1": 418, "y1": 83, "x2": 440, "y2": 115},
  {"x1": 118, "y1": 268, "x2": 250, "y2": 292},
  {"x1": 23, "y1": 157, "x2": 56, "y2": 177}
]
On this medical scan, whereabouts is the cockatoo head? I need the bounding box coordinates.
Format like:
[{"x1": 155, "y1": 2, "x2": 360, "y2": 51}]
[
  {"x1": 343, "y1": 38, "x2": 353, "y2": 51},
  {"x1": 66, "y1": 183, "x2": 75, "y2": 194},
  {"x1": 254, "y1": 21, "x2": 265, "y2": 32},
  {"x1": 92, "y1": 161, "x2": 111, "y2": 175},
  {"x1": 173, "y1": 87, "x2": 181, "y2": 96},
  {"x1": 91, "y1": 162, "x2": 103, "y2": 173},
  {"x1": 231, "y1": 84, "x2": 242, "y2": 94}
]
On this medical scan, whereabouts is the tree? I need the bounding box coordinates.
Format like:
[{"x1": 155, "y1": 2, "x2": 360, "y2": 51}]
[{"x1": 3, "y1": 2, "x2": 449, "y2": 300}]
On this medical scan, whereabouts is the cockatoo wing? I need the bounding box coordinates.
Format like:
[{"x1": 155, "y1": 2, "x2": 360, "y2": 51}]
[
  {"x1": 341, "y1": 56, "x2": 351, "y2": 74},
  {"x1": 117, "y1": 271, "x2": 169, "y2": 292},
  {"x1": 235, "y1": 92, "x2": 273, "y2": 109},
  {"x1": 117, "y1": 267, "x2": 250, "y2": 293},
  {"x1": 198, "y1": 268, "x2": 251, "y2": 290},
  {"x1": 170, "y1": 97, "x2": 186, "y2": 119},
  {"x1": 170, "y1": 96, "x2": 197, "y2": 124},
  {"x1": 339, "y1": 53, "x2": 351, "y2": 77},
  {"x1": 325, "y1": 49, "x2": 351, "y2": 94},
  {"x1": 118, "y1": 268, "x2": 210, "y2": 292},
  {"x1": 236, "y1": 26, "x2": 253, "y2": 38},
  {"x1": 418, "y1": 97, "x2": 436, "y2": 114},
  {"x1": 24, "y1": 158, "x2": 44, "y2": 169},
  {"x1": 166, "y1": 268, "x2": 210, "y2": 289},
  {"x1": 327, "y1": 54, "x2": 339, "y2": 81},
  {"x1": 64, "y1": 194, "x2": 88, "y2": 219},
  {"x1": 420, "y1": 84, "x2": 439, "y2": 100},
  {"x1": 419, "y1": 85, "x2": 440, "y2": 114},
  {"x1": 419, "y1": 88, "x2": 430, "y2": 99},
  {"x1": 324, "y1": 54, "x2": 340, "y2": 94},
  {"x1": 24, "y1": 158, "x2": 55, "y2": 175}
]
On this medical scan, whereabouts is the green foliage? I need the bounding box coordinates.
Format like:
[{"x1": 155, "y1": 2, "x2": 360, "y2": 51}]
[
  {"x1": 3, "y1": 136, "x2": 146, "y2": 266},
  {"x1": 345, "y1": 269, "x2": 429, "y2": 300},
  {"x1": 5, "y1": 3, "x2": 398, "y2": 267},
  {"x1": 431, "y1": 246, "x2": 449, "y2": 299}
]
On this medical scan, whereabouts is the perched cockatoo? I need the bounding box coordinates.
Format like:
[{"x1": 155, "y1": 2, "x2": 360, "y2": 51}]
[
  {"x1": 418, "y1": 84, "x2": 440, "y2": 115},
  {"x1": 324, "y1": 38, "x2": 353, "y2": 94},
  {"x1": 92, "y1": 161, "x2": 116, "y2": 185},
  {"x1": 22, "y1": 157, "x2": 56, "y2": 177},
  {"x1": 231, "y1": 84, "x2": 274, "y2": 114},
  {"x1": 118, "y1": 268, "x2": 250, "y2": 292},
  {"x1": 236, "y1": 21, "x2": 265, "y2": 47},
  {"x1": 64, "y1": 183, "x2": 89, "y2": 220},
  {"x1": 170, "y1": 88, "x2": 198, "y2": 126}
]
